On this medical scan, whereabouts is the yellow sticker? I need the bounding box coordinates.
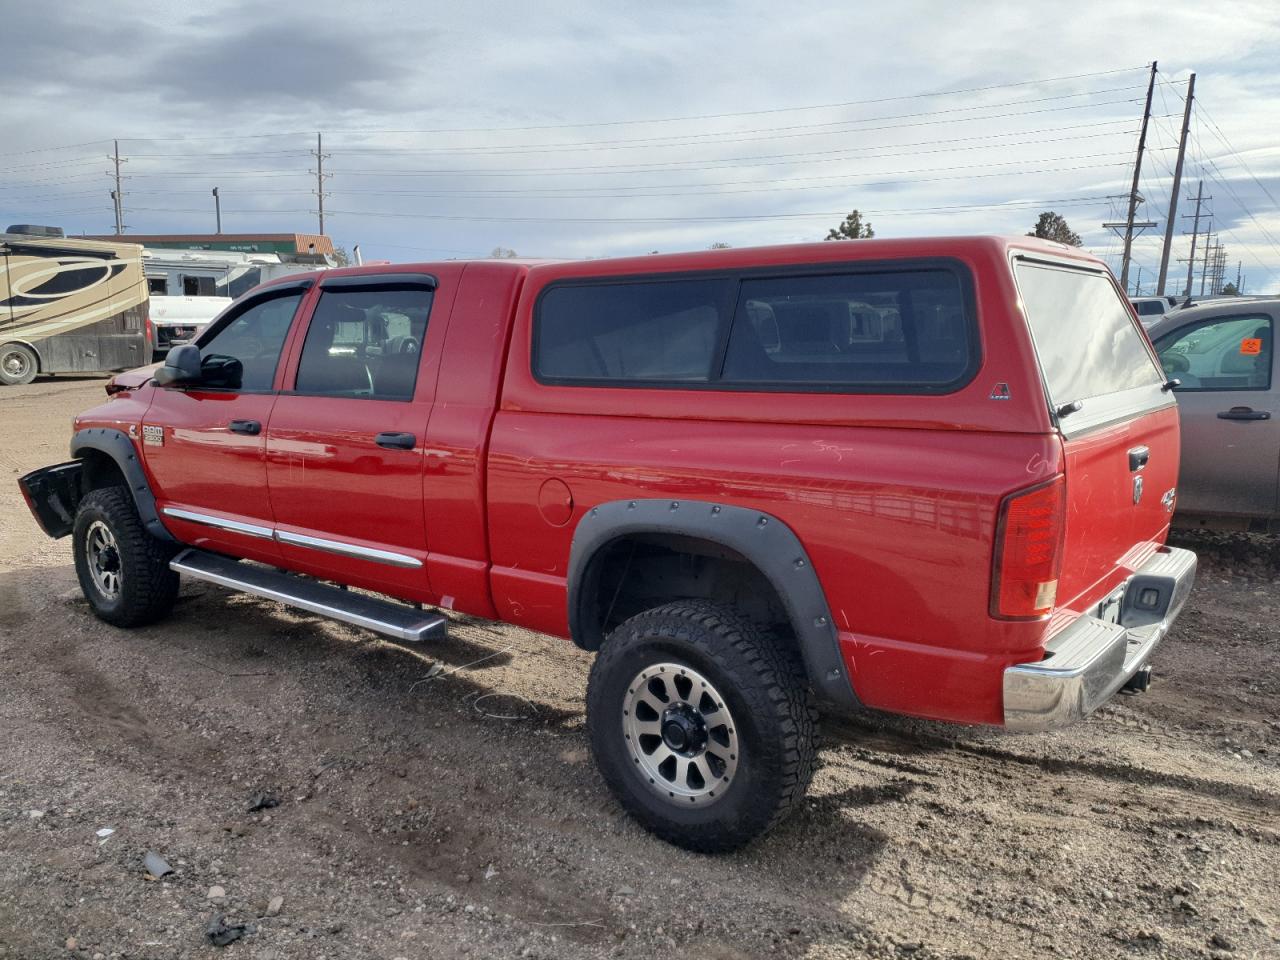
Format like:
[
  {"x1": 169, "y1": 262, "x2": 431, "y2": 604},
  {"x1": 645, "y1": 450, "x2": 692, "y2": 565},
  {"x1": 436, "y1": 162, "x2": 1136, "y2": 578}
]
[{"x1": 1240, "y1": 337, "x2": 1263, "y2": 356}]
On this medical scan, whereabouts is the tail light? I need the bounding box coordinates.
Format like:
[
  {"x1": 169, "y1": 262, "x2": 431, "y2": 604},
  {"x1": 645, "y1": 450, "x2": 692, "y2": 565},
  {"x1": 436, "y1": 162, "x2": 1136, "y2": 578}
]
[
  {"x1": 144, "y1": 311, "x2": 154, "y2": 347},
  {"x1": 991, "y1": 475, "x2": 1066, "y2": 620}
]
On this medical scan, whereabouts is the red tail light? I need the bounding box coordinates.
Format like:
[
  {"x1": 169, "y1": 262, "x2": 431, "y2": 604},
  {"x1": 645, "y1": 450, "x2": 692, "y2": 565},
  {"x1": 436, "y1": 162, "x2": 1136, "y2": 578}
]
[
  {"x1": 991, "y1": 475, "x2": 1066, "y2": 620},
  {"x1": 144, "y1": 311, "x2": 154, "y2": 347}
]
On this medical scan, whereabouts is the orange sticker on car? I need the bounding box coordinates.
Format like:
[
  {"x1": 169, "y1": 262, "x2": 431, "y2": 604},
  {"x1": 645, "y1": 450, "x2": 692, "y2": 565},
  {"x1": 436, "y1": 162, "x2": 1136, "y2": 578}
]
[{"x1": 1240, "y1": 338, "x2": 1263, "y2": 355}]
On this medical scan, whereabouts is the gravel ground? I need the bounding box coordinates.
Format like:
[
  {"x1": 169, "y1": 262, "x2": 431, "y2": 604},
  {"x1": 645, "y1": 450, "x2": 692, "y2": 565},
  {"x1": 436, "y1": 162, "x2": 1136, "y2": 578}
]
[{"x1": 1, "y1": 376, "x2": 1277, "y2": 960}]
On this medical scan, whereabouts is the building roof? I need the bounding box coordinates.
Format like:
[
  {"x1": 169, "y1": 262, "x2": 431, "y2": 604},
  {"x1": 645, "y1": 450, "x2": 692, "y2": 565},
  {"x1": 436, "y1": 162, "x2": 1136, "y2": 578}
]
[{"x1": 83, "y1": 233, "x2": 334, "y2": 255}]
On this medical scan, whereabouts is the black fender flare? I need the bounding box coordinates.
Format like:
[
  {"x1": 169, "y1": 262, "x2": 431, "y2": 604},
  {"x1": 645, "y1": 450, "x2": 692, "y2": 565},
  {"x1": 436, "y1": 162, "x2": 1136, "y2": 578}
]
[
  {"x1": 567, "y1": 498, "x2": 858, "y2": 710},
  {"x1": 70, "y1": 427, "x2": 174, "y2": 542}
]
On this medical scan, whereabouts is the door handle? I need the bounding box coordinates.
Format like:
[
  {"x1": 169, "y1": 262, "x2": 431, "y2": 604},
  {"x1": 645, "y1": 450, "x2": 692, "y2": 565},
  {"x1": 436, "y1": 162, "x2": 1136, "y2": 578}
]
[
  {"x1": 229, "y1": 419, "x2": 262, "y2": 435},
  {"x1": 1127, "y1": 445, "x2": 1149, "y2": 472},
  {"x1": 375, "y1": 432, "x2": 416, "y2": 450},
  {"x1": 1217, "y1": 407, "x2": 1271, "y2": 421}
]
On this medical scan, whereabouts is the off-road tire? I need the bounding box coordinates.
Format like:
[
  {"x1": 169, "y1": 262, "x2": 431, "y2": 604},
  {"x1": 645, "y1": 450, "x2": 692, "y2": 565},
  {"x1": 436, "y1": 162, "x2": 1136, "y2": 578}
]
[
  {"x1": 586, "y1": 600, "x2": 818, "y2": 852},
  {"x1": 0, "y1": 343, "x2": 38, "y2": 385},
  {"x1": 72, "y1": 487, "x2": 179, "y2": 627}
]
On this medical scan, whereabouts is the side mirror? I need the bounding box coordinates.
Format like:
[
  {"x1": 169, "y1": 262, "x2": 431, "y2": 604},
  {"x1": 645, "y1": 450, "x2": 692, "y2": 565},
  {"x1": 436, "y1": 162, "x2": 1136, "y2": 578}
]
[{"x1": 153, "y1": 343, "x2": 202, "y2": 387}]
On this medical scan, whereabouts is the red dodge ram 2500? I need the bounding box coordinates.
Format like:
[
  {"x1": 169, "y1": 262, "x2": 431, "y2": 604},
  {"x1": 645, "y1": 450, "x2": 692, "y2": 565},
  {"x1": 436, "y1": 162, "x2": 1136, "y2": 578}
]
[{"x1": 20, "y1": 237, "x2": 1197, "y2": 851}]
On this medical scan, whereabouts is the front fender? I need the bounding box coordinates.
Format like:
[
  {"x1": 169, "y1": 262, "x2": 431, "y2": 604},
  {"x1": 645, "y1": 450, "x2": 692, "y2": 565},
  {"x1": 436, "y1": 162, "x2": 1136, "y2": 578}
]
[{"x1": 70, "y1": 427, "x2": 174, "y2": 541}]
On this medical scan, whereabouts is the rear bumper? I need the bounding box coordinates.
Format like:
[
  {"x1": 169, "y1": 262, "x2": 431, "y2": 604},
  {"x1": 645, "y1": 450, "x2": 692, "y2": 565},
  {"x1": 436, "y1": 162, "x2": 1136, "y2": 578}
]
[{"x1": 1002, "y1": 546, "x2": 1197, "y2": 732}]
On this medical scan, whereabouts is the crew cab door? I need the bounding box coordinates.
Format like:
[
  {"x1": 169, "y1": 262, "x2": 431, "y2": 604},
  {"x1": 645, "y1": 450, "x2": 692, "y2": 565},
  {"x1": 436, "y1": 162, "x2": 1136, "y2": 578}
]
[
  {"x1": 142, "y1": 282, "x2": 310, "y2": 564},
  {"x1": 264, "y1": 273, "x2": 444, "y2": 602},
  {"x1": 1152, "y1": 310, "x2": 1279, "y2": 519}
]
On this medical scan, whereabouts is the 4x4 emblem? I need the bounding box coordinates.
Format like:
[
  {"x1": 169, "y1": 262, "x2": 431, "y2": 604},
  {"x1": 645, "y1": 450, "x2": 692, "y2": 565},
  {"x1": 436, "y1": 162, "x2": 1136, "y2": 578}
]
[{"x1": 1132, "y1": 475, "x2": 1144, "y2": 505}]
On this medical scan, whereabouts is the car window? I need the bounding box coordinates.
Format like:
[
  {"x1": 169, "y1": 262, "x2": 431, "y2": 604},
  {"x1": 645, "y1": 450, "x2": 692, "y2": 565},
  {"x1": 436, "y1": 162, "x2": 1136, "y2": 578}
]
[
  {"x1": 721, "y1": 269, "x2": 972, "y2": 390},
  {"x1": 535, "y1": 278, "x2": 730, "y2": 383},
  {"x1": 293, "y1": 286, "x2": 433, "y2": 400},
  {"x1": 1154, "y1": 315, "x2": 1273, "y2": 392},
  {"x1": 198, "y1": 292, "x2": 303, "y2": 391},
  {"x1": 1135, "y1": 300, "x2": 1165, "y2": 317}
]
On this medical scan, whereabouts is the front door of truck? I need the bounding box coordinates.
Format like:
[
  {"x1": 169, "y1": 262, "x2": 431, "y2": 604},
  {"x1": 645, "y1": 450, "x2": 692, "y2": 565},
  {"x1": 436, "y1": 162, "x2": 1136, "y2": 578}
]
[
  {"x1": 264, "y1": 274, "x2": 444, "y2": 601},
  {"x1": 1153, "y1": 310, "x2": 1279, "y2": 519},
  {"x1": 143, "y1": 283, "x2": 310, "y2": 564}
]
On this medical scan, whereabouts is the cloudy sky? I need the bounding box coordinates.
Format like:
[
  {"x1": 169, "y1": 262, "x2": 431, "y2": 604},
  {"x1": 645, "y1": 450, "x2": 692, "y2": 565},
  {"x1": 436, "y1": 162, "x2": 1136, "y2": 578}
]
[{"x1": 2, "y1": 1, "x2": 1279, "y2": 292}]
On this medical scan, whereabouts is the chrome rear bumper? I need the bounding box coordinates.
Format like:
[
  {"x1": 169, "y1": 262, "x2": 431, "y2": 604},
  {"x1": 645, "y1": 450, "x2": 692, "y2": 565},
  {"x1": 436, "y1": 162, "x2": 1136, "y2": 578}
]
[{"x1": 1002, "y1": 546, "x2": 1197, "y2": 732}]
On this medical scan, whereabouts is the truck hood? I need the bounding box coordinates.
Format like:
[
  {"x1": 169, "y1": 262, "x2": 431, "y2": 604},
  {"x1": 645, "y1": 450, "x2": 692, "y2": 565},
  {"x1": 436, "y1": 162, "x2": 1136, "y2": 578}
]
[{"x1": 106, "y1": 362, "x2": 162, "y2": 393}]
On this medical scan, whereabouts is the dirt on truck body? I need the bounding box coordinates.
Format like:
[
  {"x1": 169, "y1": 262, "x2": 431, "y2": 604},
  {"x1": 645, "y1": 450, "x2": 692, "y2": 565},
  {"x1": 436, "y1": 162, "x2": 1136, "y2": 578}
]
[{"x1": 1, "y1": 393, "x2": 1278, "y2": 955}]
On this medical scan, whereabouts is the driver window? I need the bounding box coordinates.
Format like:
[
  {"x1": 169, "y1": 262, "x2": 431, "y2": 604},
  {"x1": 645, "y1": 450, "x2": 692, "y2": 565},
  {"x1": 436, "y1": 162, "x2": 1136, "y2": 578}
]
[
  {"x1": 197, "y1": 292, "x2": 303, "y2": 391},
  {"x1": 293, "y1": 286, "x2": 433, "y2": 400},
  {"x1": 1155, "y1": 315, "x2": 1273, "y2": 392}
]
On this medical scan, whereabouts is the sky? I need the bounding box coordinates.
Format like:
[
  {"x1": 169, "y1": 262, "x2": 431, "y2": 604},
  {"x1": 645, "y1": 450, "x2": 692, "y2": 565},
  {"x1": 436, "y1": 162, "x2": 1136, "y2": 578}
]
[{"x1": 2, "y1": 0, "x2": 1279, "y2": 293}]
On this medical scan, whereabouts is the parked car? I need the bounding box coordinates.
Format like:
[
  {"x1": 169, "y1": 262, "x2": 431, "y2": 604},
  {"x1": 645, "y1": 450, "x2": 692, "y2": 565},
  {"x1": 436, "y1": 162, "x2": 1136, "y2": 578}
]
[
  {"x1": 19, "y1": 237, "x2": 1196, "y2": 851},
  {"x1": 1148, "y1": 298, "x2": 1279, "y2": 531}
]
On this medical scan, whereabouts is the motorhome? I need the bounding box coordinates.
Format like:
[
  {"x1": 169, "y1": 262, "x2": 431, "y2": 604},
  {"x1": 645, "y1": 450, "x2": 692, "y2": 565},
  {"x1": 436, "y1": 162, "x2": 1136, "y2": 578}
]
[{"x1": 0, "y1": 226, "x2": 149, "y2": 385}]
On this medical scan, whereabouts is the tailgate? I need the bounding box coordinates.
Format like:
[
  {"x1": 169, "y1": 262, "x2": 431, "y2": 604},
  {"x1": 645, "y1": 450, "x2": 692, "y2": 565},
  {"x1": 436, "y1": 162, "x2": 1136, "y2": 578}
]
[
  {"x1": 1013, "y1": 256, "x2": 1178, "y2": 613},
  {"x1": 1059, "y1": 406, "x2": 1179, "y2": 609}
]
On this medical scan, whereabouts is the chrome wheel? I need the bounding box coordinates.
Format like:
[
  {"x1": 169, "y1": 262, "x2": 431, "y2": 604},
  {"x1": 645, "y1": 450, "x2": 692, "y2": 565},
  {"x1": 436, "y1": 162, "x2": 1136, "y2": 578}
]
[
  {"x1": 85, "y1": 520, "x2": 122, "y2": 599},
  {"x1": 623, "y1": 662, "x2": 739, "y2": 804}
]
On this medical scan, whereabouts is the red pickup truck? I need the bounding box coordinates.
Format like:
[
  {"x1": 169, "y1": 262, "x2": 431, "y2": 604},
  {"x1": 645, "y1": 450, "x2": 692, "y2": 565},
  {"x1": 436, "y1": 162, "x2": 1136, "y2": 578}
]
[{"x1": 20, "y1": 237, "x2": 1197, "y2": 851}]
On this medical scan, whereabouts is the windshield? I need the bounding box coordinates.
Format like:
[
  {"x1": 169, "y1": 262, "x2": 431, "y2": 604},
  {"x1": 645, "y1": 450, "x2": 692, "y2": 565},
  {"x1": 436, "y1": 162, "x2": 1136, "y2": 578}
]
[{"x1": 1015, "y1": 260, "x2": 1164, "y2": 407}]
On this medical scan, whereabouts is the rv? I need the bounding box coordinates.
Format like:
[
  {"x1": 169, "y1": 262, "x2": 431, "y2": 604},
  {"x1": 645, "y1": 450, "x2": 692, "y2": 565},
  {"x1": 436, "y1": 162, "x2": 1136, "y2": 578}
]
[
  {"x1": 141, "y1": 248, "x2": 327, "y2": 358},
  {"x1": 0, "y1": 226, "x2": 149, "y2": 385}
]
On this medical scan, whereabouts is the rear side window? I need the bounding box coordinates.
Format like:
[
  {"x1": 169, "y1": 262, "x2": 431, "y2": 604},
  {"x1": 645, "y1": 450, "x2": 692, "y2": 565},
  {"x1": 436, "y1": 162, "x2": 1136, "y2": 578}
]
[
  {"x1": 1015, "y1": 260, "x2": 1164, "y2": 406},
  {"x1": 722, "y1": 269, "x2": 971, "y2": 389},
  {"x1": 535, "y1": 279, "x2": 730, "y2": 382},
  {"x1": 533, "y1": 263, "x2": 975, "y2": 392},
  {"x1": 293, "y1": 286, "x2": 433, "y2": 400}
]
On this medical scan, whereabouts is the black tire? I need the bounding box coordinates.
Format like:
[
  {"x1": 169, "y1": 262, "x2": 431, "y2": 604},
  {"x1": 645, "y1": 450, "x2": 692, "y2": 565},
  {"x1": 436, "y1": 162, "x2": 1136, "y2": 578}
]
[
  {"x1": 0, "y1": 343, "x2": 38, "y2": 386},
  {"x1": 72, "y1": 487, "x2": 179, "y2": 627},
  {"x1": 586, "y1": 600, "x2": 818, "y2": 853}
]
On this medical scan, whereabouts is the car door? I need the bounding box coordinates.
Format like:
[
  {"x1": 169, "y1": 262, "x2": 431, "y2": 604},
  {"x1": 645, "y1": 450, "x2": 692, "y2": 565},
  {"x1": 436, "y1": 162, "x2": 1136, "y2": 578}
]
[
  {"x1": 1153, "y1": 310, "x2": 1279, "y2": 520},
  {"x1": 264, "y1": 273, "x2": 445, "y2": 602},
  {"x1": 143, "y1": 280, "x2": 312, "y2": 564}
]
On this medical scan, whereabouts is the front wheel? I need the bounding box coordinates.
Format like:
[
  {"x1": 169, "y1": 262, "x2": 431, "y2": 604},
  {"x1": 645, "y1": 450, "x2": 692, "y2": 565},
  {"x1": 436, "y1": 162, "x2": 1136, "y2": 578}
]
[
  {"x1": 586, "y1": 600, "x2": 818, "y2": 852},
  {"x1": 72, "y1": 487, "x2": 179, "y2": 627}
]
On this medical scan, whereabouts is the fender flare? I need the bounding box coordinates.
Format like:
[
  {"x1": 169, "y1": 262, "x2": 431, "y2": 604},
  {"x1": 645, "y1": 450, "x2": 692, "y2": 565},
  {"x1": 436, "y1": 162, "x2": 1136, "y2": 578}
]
[
  {"x1": 567, "y1": 498, "x2": 858, "y2": 710},
  {"x1": 70, "y1": 427, "x2": 174, "y2": 541}
]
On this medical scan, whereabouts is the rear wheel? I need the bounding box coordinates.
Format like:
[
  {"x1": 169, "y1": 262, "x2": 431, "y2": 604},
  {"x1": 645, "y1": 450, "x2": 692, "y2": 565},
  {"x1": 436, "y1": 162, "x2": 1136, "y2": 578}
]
[
  {"x1": 73, "y1": 487, "x2": 179, "y2": 627},
  {"x1": 586, "y1": 600, "x2": 818, "y2": 852},
  {"x1": 0, "y1": 343, "x2": 38, "y2": 385}
]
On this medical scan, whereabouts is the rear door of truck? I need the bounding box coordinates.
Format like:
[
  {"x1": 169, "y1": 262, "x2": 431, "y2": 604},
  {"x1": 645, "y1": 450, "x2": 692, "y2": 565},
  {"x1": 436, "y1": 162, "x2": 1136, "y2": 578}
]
[{"x1": 1013, "y1": 255, "x2": 1178, "y2": 615}]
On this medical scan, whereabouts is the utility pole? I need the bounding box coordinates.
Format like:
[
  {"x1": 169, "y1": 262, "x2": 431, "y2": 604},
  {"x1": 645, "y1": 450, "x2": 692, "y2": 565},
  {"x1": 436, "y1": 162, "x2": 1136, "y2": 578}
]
[
  {"x1": 1181, "y1": 181, "x2": 1206, "y2": 298},
  {"x1": 1156, "y1": 72, "x2": 1195, "y2": 295},
  {"x1": 1120, "y1": 61, "x2": 1158, "y2": 292},
  {"x1": 1236, "y1": 260, "x2": 1242, "y2": 293},
  {"x1": 1134, "y1": 265, "x2": 1144, "y2": 295},
  {"x1": 110, "y1": 139, "x2": 126, "y2": 234},
  {"x1": 212, "y1": 187, "x2": 222, "y2": 234},
  {"x1": 310, "y1": 133, "x2": 330, "y2": 236},
  {"x1": 1200, "y1": 230, "x2": 1214, "y2": 296}
]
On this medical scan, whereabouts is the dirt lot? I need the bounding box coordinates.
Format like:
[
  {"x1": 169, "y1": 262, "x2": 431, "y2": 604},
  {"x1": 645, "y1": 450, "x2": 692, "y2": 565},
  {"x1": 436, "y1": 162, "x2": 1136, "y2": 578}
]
[{"x1": 1, "y1": 376, "x2": 1277, "y2": 960}]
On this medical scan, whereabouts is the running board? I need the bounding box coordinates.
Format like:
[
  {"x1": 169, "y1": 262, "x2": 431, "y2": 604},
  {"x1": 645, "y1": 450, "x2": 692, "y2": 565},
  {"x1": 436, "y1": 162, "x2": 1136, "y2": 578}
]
[{"x1": 170, "y1": 548, "x2": 447, "y2": 643}]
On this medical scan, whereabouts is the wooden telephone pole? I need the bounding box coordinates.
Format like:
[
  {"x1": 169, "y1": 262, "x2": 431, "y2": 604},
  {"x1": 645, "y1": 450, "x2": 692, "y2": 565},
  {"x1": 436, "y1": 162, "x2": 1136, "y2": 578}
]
[
  {"x1": 1119, "y1": 62, "x2": 1158, "y2": 292},
  {"x1": 1156, "y1": 72, "x2": 1195, "y2": 295}
]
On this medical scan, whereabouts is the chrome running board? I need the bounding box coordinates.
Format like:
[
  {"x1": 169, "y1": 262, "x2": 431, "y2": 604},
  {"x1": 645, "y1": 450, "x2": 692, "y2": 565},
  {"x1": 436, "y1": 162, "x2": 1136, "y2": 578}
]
[{"x1": 170, "y1": 548, "x2": 447, "y2": 643}]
